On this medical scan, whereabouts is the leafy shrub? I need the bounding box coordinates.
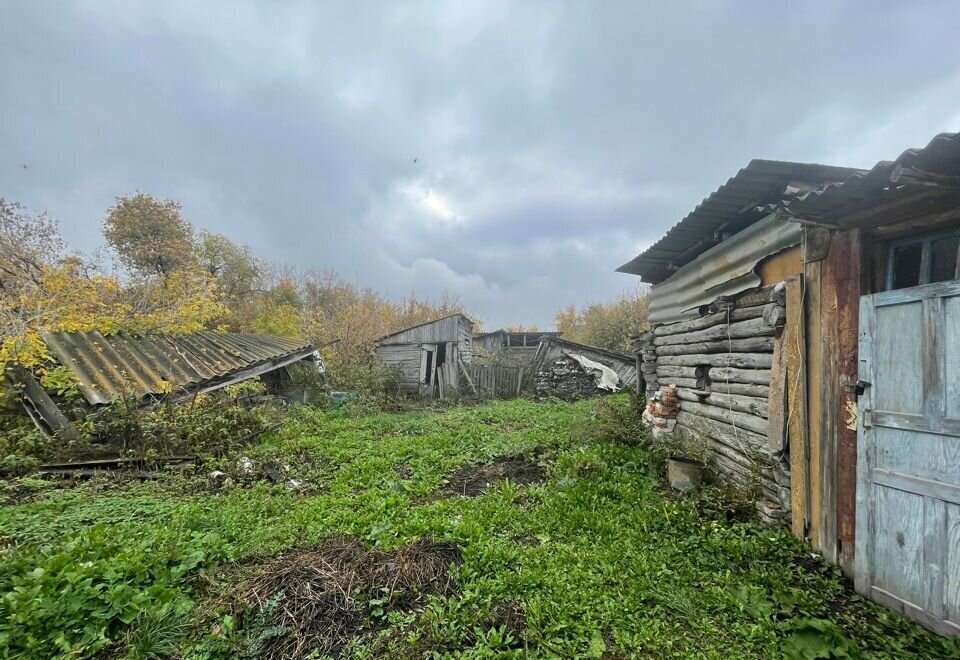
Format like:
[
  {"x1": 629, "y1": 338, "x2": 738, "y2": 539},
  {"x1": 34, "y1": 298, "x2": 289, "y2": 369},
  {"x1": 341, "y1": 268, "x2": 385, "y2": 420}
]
[
  {"x1": 94, "y1": 394, "x2": 284, "y2": 459},
  {"x1": 0, "y1": 525, "x2": 232, "y2": 658}
]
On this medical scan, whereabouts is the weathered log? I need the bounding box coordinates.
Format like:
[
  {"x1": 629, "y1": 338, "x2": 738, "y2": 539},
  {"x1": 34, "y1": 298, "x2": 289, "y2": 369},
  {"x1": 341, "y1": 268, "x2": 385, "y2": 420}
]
[
  {"x1": 641, "y1": 362, "x2": 658, "y2": 374},
  {"x1": 654, "y1": 306, "x2": 765, "y2": 337},
  {"x1": 677, "y1": 423, "x2": 777, "y2": 493},
  {"x1": 678, "y1": 399, "x2": 767, "y2": 435},
  {"x1": 678, "y1": 388, "x2": 769, "y2": 418},
  {"x1": 708, "y1": 367, "x2": 772, "y2": 385},
  {"x1": 656, "y1": 365, "x2": 707, "y2": 379},
  {"x1": 657, "y1": 353, "x2": 773, "y2": 369},
  {"x1": 708, "y1": 381, "x2": 770, "y2": 397},
  {"x1": 732, "y1": 285, "x2": 777, "y2": 308},
  {"x1": 676, "y1": 411, "x2": 768, "y2": 452},
  {"x1": 654, "y1": 314, "x2": 777, "y2": 346},
  {"x1": 763, "y1": 303, "x2": 786, "y2": 328},
  {"x1": 659, "y1": 376, "x2": 704, "y2": 389},
  {"x1": 655, "y1": 337, "x2": 774, "y2": 356}
]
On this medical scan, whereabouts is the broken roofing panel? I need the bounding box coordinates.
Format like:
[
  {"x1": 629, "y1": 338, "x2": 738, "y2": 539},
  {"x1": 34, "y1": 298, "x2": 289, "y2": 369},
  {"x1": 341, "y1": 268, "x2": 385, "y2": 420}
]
[
  {"x1": 778, "y1": 132, "x2": 960, "y2": 224},
  {"x1": 617, "y1": 160, "x2": 864, "y2": 284},
  {"x1": 646, "y1": 213, "x2": 798, "y2": 324},
  {"x1": 41, "y1": 330, "x2": 317, "y2": 406}
]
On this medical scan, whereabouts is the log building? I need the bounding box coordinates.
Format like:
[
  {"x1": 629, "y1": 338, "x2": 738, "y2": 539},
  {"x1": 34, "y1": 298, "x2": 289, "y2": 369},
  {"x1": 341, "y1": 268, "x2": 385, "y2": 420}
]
[{"x1": 619, "y1": 133, "x2": 960, "y2": 636}]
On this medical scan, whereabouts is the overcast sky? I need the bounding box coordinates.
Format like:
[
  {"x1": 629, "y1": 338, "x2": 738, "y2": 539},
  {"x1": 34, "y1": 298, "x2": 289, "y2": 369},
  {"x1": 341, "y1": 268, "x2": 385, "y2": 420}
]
[{"x1": 2, "y1": 2, "x2": 959, "y2": 328}]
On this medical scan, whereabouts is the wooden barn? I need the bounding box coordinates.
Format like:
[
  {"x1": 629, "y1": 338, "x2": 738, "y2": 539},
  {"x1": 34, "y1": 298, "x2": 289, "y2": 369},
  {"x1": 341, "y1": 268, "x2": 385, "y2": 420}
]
[
  {"x1": 374, "y1": 314, "x2": 474, "y2": 399},
  {"x1": 620, "y1": 133, "x2": 960, "y2": 636}
]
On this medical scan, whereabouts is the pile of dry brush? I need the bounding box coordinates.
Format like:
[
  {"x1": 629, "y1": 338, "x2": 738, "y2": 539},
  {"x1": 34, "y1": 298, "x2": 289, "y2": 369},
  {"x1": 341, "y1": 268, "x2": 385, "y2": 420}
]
[{"x1": 243, "y1": 536, "x2": 461, "y2": 658}]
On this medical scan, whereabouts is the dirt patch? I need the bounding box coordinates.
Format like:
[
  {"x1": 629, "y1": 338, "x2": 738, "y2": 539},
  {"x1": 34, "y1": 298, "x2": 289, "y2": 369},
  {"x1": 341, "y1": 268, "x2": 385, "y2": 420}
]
[
  {"x1": 443, "y1": 451, "x2": 546, "y2": 496},
  {"x1": 242, "y1": 536, "x2": 461, "y2": 659}
]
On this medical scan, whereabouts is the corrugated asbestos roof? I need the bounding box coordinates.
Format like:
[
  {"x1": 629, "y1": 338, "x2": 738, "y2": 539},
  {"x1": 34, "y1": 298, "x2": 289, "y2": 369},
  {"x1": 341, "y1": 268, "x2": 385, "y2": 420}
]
[
  {"x1": 42, "y1": 330, "x2": 315, "y2": 406},
  {"x1": 617, "y1": 160, "x2": 865, "y2": 283},
  {"x1": 778, "y1": 132, "x2": 960, "y2": 222}
]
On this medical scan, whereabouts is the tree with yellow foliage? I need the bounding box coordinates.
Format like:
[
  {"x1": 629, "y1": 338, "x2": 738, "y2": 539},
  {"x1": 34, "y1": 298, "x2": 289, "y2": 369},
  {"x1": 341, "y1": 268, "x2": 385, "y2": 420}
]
[{"x1": 555, "y1": 286, "x2": 650, "y2": 352}]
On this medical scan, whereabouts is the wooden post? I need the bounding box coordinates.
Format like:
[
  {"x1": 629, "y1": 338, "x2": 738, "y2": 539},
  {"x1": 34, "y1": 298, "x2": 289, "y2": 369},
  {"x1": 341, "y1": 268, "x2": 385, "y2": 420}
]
[{"x1": 458, "y1": 356, "x2": 479, "y2": 396}]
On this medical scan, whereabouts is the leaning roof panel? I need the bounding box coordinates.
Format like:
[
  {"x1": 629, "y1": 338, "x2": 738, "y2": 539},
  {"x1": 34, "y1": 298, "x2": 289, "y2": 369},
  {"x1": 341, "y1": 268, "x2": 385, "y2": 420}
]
[{"x1": 41, "y1": 330, "x2": 315, "y2": 405}]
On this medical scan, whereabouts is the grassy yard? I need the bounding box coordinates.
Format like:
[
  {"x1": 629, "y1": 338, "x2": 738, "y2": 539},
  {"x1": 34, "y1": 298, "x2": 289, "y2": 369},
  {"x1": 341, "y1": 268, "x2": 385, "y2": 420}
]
[{"x1": 1, "y1": 397, "x2": 957, "y2": 659}]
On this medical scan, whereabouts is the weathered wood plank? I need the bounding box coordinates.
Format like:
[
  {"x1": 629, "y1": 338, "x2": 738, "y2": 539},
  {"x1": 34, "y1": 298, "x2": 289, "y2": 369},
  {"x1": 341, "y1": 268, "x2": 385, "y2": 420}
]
[
  {"x1": 675, "y1": 411, "x2": 769, "y2": 451},
  {"x1": 711, "y1": 381, "x2": 770, "y2": 398},
  {"x1": 709, "y1": 367, "x2": 772, "y2": 385},
  {"x1": 785, "y1": 274, "x2": 809, "y2": 540},
  {"x1": 653, "y1": 305, "x2": 765, "y2": 337},
  {"x1": 653, "y1": 314, "x2": 778, "y2": 347},
  {"x1": 659, "y1": 376, "x2": 704, "y2": 390},
  {"x1": 655, "y1": 337, "x2": 775, "y2": 356},
  {"x1": 678, "y1": 399, "x2": 768, "y2": 435},
  {"x1": 658, "y1": 353, "x2": 773, "y2": 369},
  {"x1": 820, "y1": 233, "x2": 840, "y2": 564},
  {"x1": 677, "y1": 387, "x2": 769, "y2": 418},
  {"x1": 656, "y1": 365, "x2": 707, "y2": 379},
  {"x1": 836, "y1": 228, "x2": 861, "y2": 574},
  {"x1": 806, "y1": 257, "x2": 823, "y2": 552}
]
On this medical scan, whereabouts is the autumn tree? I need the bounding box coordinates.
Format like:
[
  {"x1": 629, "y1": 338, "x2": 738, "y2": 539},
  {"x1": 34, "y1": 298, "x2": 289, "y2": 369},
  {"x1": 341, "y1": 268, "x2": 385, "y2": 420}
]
[
  {"x1": 555, "y1": 287, "x2": 650, "y2": 352},
  {"x1": 103, "y1": 193, "x2": 195, "y2": 277},
  {"x1": 195, "y1": 230, "x2": 262, "y2": 299}
]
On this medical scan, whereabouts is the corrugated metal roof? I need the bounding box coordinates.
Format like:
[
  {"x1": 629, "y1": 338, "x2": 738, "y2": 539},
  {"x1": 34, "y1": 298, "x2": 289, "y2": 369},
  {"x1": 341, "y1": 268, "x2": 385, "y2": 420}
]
[
  {"x1": 778, "y1": 132, "x2": 960, "y2": 223},
  {"x1": 42, "y1": 330, "x2": 315, "y2": 405},
  {"x1": 647, "y1": 212, "x2": 797, "y2": 325},
  {"x1": 617, "y1": 160, "x2": 864, "y2": 283}
]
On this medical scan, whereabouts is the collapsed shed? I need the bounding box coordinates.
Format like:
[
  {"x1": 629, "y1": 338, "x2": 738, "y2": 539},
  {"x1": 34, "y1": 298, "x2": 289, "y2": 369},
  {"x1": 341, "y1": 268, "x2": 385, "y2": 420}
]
[
  {"x1": 13, "y1": 330, "x2": 322, "y2": 436},
  {"x1": 619, "y1": 135, "x2": 960, "y2": 636},
  {"x1": 374, "y1": 314, "x2": 473, "y2": 399},
  {"x1": 531, "y1": 336, "x2": 637, "y2": 399}
]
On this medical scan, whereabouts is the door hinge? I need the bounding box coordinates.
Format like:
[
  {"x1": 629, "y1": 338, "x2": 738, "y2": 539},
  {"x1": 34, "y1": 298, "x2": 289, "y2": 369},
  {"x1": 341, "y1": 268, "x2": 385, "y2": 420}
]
[{"x1": 862, "y1": 409, "x2": 872, "y2": 428}]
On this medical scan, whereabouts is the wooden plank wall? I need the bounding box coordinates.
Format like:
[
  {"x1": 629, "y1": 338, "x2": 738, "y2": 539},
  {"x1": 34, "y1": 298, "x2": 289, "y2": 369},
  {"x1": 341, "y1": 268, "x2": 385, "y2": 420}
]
[
  {"x1": 801, "y1": 227, "x2": 861, "y2": 572},
  {"x1": 834, "y1": 230, "x2": 861, "y2": 574},
  {"x1": 784, "y1": 275, "x2": 810, "y2": 539},
  {"x1": 463, "y1": 364, "x2": 525, "y2": 399}
]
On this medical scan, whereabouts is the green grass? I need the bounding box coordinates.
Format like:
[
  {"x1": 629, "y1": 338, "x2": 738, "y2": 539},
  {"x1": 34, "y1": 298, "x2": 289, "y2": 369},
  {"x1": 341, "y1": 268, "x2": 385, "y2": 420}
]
[{"x1": 1, "y1": 397, "x2": 957, "y2": 659}]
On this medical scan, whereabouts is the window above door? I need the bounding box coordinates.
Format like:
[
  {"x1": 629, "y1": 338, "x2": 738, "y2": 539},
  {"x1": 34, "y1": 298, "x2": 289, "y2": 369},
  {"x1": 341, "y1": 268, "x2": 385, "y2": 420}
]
[{"x1": 885, "y1": 229, "x2": 960, "y2": 291}]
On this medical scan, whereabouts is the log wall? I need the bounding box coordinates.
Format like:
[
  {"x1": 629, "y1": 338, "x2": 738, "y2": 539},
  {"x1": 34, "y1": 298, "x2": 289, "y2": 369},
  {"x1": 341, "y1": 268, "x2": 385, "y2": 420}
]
[{"x1": 640, "y1": 284, "x2": 793, "y2": 523}]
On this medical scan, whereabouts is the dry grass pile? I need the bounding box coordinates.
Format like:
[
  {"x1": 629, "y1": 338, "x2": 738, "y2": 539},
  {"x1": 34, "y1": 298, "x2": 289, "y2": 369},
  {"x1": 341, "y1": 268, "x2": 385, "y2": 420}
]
[{"x1": 243, "y1": 536, "x2": 461, "y2": 659}]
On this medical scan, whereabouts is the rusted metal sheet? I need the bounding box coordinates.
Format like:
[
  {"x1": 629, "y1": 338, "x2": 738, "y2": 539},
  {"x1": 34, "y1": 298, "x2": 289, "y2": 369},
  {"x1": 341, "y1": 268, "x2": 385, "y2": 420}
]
[
  {"x1": 646, "y1": 213, "x2": 801, "y2": 324},
  {"x1": 617, "y1": 160, "x2": 863, "y2": 284},
  {"x1": 42, "y1": 330, "x2": 316, "y2": 406}
]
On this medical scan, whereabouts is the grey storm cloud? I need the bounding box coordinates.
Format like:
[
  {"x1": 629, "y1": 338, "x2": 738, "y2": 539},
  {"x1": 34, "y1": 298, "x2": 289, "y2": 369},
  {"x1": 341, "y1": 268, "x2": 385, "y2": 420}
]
[{"x1": 2, "y1": 1, "x2": 959, "y2": 328}]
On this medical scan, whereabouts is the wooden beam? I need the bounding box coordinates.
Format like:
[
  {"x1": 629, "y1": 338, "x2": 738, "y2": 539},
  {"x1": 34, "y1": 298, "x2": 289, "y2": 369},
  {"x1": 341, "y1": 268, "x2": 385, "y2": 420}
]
[
  {"x1": 658, "y1": 353, "x2": 773, "y2": 369},
  {"x1": 653, "y1": 306, "x2": 765, "y2": 337},
  {"x1": 655, "y1": 337, "x2": 774, "y2": 356}
]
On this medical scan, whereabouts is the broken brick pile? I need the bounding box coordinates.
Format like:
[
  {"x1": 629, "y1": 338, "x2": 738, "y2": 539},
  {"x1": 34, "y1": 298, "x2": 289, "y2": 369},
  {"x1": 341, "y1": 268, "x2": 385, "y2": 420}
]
[{"x1": 641, "y1": 385, "x2": 678, "y2": 437}]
